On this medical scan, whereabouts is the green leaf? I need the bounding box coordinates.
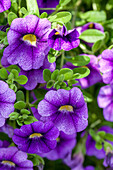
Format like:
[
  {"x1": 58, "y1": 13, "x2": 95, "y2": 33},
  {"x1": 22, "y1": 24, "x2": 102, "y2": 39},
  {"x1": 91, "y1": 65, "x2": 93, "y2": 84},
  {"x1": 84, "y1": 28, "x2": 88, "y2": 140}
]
[
  {"x1": 59, "y1": 68, "x2": 73, "y2": 80},
  {"x1": 43, "y1": 69, "x2": 51, "y2": 82},
  {"x1": 20, "y1": 7, "x2": 28, "y2": 14},
  {"x1": 59, "y1": 0, "x2": 71, "y2": 6},
  {"x1": 0, "y1": 31, "x2": 7, "y2": 40},
  {"x1": 58, "y1": 74, "x2": 64, "y2": 82},
  {"x1": 92, "y1": 39, "x2": 103, "y2": 52},
  {"x1": 14, "y1": 101, "x2": 26, "y2": 110},
  {"x1": 48, "y1": 54, "x2": 56, "y2": 63},
  {"x1": 15, "y1": 75, "x2": 28, "y2": 85},
  {"x1": 10, "y1": 84, "x2": 17, "y2": 92},
  {"x1": 11, "y1": 69, "x2": 19, "y2": 78},
  {"x1": 67, "y1": 79, "x2": 78, "y2": 86},
  {"x1": 80, "y1": 11, "x2": 106, "y2": 22},
  {"x1": 73, "y1": 67, "x2": 90, "y2": 79},
  {"x1": 24, "y1": 116, "x2": 34, "y2": 124},
  {"x1": 40, "y1": 12, "x2": 48, "y2": 18},
  {"x1": 16, "y1": 90, "x2": 25, "y2": 101},
  {"x1": 51, "y1": 70, "x2": 59, "y2": 80},
  {"x1": 0, "y1": 68, "x2": 8, "y2": 79},
  {"x1": 6, "y1": 65, "x2": 20, "y2": 73},
  {"x1": 104, "y1": 141, "x2": 113, "y2": 151},
  {"x1": 46, "y1": 80, "x2": 54, "y2": 89},
  {"x1": 21, "y1": 109, "x2": 30, "y2": 115},
  {"x1": 79, "y1": 29, "x2": 105, "y2": 43},
  {"x1": 26, "y1": 0, "x2": 39, "y2": 16},
  {"x1": 83, "y1": 91, "x2": 93, "y2": 103},
  {"x1": 17, "y1": 119, "x2": 23, "y2": 126},
  {"x1": 104, "y1": 133, "x2": 113, "y2": 142},
  {"x1": 49, "y1": 11, "x2": 72, "y2": 23},
  {"x1": 9, "y1": 112, "x2": 19, "y2": 120},
  {"x1": 65, "y1": 55, "x2": 90, "y2": 66},
  {"x1": 95, "y1": 142, "x2": 103, "y2": 150},
  {"x1": 33, "y1": 88, "x2": 47, "y2": 100},
  {"x1": 8, "y1": 12, "x2": 18, "y2": 25}
]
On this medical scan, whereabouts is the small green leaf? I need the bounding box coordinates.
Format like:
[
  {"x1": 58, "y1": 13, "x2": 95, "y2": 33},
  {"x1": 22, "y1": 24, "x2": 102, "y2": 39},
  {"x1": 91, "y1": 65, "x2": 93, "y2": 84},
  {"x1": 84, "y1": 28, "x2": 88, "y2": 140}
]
[
  {"x1": 10, "y1": 84, "x2": 17, "y2": 92},
  {"x1": 92, "y1": 39, "x2": 103, "y2": 52},
  {"x1": 24, "y1": 116, "x2": 34, "y2": 124},
  {"x1": 46, "y1": 80, "x2": 54, "y2": 89},
  {"x1": 51, "y1": 70, "x2": 59, "y2": 80},
  {"x1": 95, "y1": 142, "x2": 103, "y2": 150},
  {"x1": 59, "y1": 68, "x2": 73, "y2": 80},
  {"x1": 17, "y1": 119, "x2": 23, "y2": 126},
  {"x1": 16, "y1": 90, "x2": 25, "y2": 101},
  {"x1": 11, "y1": 69, "x2": 19, "y2": 78},
  {"x1": 14, "y1": 101, "x2": 26, "y2": 110},
  {"x1": 104, "y1": 133, "x2": 113, "y2": 142},
  {"x1": 43, "y1": 69, "x2": 51, "y2": 82},
  {"x1": 6, "y1": 65, "x2": 20, "y2": 73},
  {"x1": 49, "y1": 11, "x2": 72, "y2": 23},
  {"x1": 40, "y1": 12, "x2": 48, "y2": 18},
  {"x1": 21, "y1": 109, "x2": 30, "y2": 115},
  {"x1": 83, "y1": 91, "x2": 93, "y2": 103},
  {"x1": 9, "y1": 112, "x2": 19, "y2": 120},
  {"x1": 104, "y1": 141, "x2": 113, "y2": 151},
  {"x1": 15, "y1": 75, "x2": 28, "y2": 85},
  {"x1": 26, "y1": 0, "x2": 39, "y2": 16},
  {"x1": 8, "y1": 12, "x2": 18, "y2": 25},
  {"x1": 79, "y1": 29, "x2": 105, "y2": 43},
  {"x1": 48, "y1": 54, "x2": 56, "y2": 63},
  {"x1": 0, "y1": 68, "x2": 8, "y2": 79},
  {"x1": 20, "y1": 7, "x2": 28, "y2": 14},
  {"x1": 73, "y1": 67, "x2": 90, "y2": 79},
  {"x1": 0, "y1": 31, "x2": 7, "y2": 40},
  {"x1": 97, "y1": 131, "x2": 106, "y2": 138},
  {"x1": 65, "y1": 55, "x2": 90, "y2": 66}
]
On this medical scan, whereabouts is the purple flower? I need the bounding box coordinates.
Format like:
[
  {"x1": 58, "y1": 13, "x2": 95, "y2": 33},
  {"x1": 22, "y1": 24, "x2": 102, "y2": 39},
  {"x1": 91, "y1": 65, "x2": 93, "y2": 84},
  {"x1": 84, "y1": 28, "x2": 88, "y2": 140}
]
[
  {"x1": 103, "y1": 152, "x2": 113, "y2": 168},
  {"x1": 64, "y1": 54, "x2": 102, "y2": 89},
  {"x1": 0, "y1": 80, "x2": 16, "y2": 127},
  {"x1": 37, "y1": 0, "x2": 60, "y2": 14},
  {"x1": 99, "y1": 49, "x2": 113, "y2": 84},
  {"x1": 2, "y1": 15, "x2": 51, "y2": 71},
  {"x1": 41, "y1": 131, "x2": 76, "y2": 160},
  {"x1": 0, "y1": 140, "x2": 10, "y2": 148},
  {"x1": 77, "y1": 22, "x2": 104, "y2": 47},
  {"x1": 48, "y1": 25, "x2": 80, "y2": 51},
  {"x1": 97, "y1": 85, "x2": 113, "y2": 121},
  {"x1": 84, "y1": 166, "x2": 95, "y2": 170},
  {"x1": 0, "y1": 0, "x2": 11, "y2": 13},
  {"x1": 19, "y1": 57, "x2": 56, "y2": 90},
  {"x1": 13, "y1": 121, "x2": 59, "y2": 154},
  {"x1": 38, "y1": 87, "x2": 88, "y2": 135},
  {"x1": 63, "y1": 152, "x2": 84, "y2": 170},
  {"x1": 0, "y1": 146, "x2": 33, "y2": 169},
  {"x1": 0, "y1": 124, "x2": 14, "y2": 138},
  {"x1": 86, "y1": 126, "x2": 113, "y2": 159}
]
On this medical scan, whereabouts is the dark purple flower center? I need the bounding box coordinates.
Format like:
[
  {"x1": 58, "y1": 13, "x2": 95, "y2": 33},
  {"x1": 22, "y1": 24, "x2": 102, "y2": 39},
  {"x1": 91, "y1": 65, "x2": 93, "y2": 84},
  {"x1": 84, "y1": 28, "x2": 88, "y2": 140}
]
[
  {"x1": 23, "y1": 34, "x2": 37, "y2": 46},
  {"x1": 59, "y1": 105, "x2": 73, "y2": 112},
  {"x1": 1, "y1": 160, "x2": 15, "y2": 167},
  {"x1": 29, "y1": 133, "x2": 43, "y2": 139}
]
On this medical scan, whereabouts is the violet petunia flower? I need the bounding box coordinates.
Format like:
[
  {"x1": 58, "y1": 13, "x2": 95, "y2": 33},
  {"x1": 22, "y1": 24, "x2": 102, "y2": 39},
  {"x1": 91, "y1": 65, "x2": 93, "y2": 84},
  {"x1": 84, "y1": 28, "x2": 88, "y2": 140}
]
[
  {"x1": 0, "y1": 0, "x2": 11, "y2": 13},
  {"x1": 19, "y1": 57, "x2": 56, "y2": 90},
  {"x1": 13, "y1": 121, "x2": 59, "y2": 154},
  {"x1": 0, "y1": 146, "x2": 33, "y2": 169},
  {"x1": 2, "y1": 15, "x2": 51, "y2": 71},
  {"x1": 84, "y1": 166, "x2": 95, "y2": 170},
  {"x1": 37, "y1": 0, "x2": 60, "y2": 14},
  {"x1": 86, "y1": 126, "x2": 113, "y2": 160},
  {"x1": 0, "y1": 124, "x2": 14, "y2": 138},
  {"x1": 41, "y1": 131, "x2": 76, "y2": 160},
  {"x1": 38, "y1": 87, "x2": 88, "y2": 135},
  {"x1": 48, "y1": 25, "x2": 80, "y2": 51},
  {"x1": 0, "y1": 140, "x2": 10, "y2": 148},
  {"x1": 77, "y1": 22, "x2": 104, "y2": 47},
  {"x1": 99, "y1": 49, "x2": 113, "y2": 84},
  {"x1": 97, "y1": 85, "x2": 113, "y2": 121},
  {"x1": 0, "y1": 80, "x2": 16, "y2": 127},
  {"x1": 64, "y1": 54, "x2": 102, "y2": 89},
  {"x1": 63, "y1": 152, "x2": 84, "y2": 170},
  {"x1": 103, "y1": 152, "x2": 113, "y2": 168}
]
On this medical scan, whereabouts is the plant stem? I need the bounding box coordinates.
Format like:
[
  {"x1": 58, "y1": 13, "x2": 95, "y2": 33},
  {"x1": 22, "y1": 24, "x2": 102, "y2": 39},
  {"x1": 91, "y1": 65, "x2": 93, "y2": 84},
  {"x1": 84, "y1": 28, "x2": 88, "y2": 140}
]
[
  {"x1": 60, "y1": 51, "x2": 65, "y2": 69},
  {"x1": 26, "y1": 90, "x2": 29, "y2": 104}
]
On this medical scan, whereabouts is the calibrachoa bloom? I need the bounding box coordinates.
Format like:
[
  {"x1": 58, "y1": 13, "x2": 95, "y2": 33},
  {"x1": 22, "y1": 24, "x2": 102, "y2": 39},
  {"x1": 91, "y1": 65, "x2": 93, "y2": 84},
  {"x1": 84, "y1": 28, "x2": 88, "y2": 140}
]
[
  {"x1": 2, "y1": 15, "x2": 51, "y2": 71},
  {"x1": 64, "y1": 54, "x2": 102, "y2": 89},
  {"x1": 13, "y1": 121, "x2": 59, "y2": 154},
  {"x1": 0, "y1": 147, "x2": 33, "y2": 169},
  {"x1": 48, "y1": 25, "x2": 80, "y2": 51},
  {"x1": 103, "y1": 151, "x2": 113, "y2": 168},
  {"x1": 0, "y1": 0, "x2": 11, "y2": 13},
  {"x1": 97, "y1": 85, "x2": 113, "y2": 121},
  {"x1": 0, "y1": 140, "x2": 10, "y2": 148},
  {"x1": 99, "y1": 49, "x2": 113, "y2": 84},
  {"x1": 41, "y1": 131, "x2": 76, "y2": 160},
  {"x1": 84, "y1": 166, "x2": 95, "y2": 170},
  {"x1": 63, "y1": 152, "x2": 84, "y2": 170},
  {"x1": 0, "y1": 80, "x2": 16, "y2": 127},
  {"x1": 20, "y1": 57, "x2": 56, "y2": 90},
  {"x1": 0, "y1": 124, "x2": 14, "y2": 138},
  {"x1": 37, "y1": 0, "x2": 60, "y2": 14},
  {"x1": 77, "y1": 22, "x2": 104, "y2": 47},
  {"x1": 38, "y1": 87, "x2": 88, "y2": 135},
  {"x1": 86, "y1": 126, "x2": 113, "y2": 160}
]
